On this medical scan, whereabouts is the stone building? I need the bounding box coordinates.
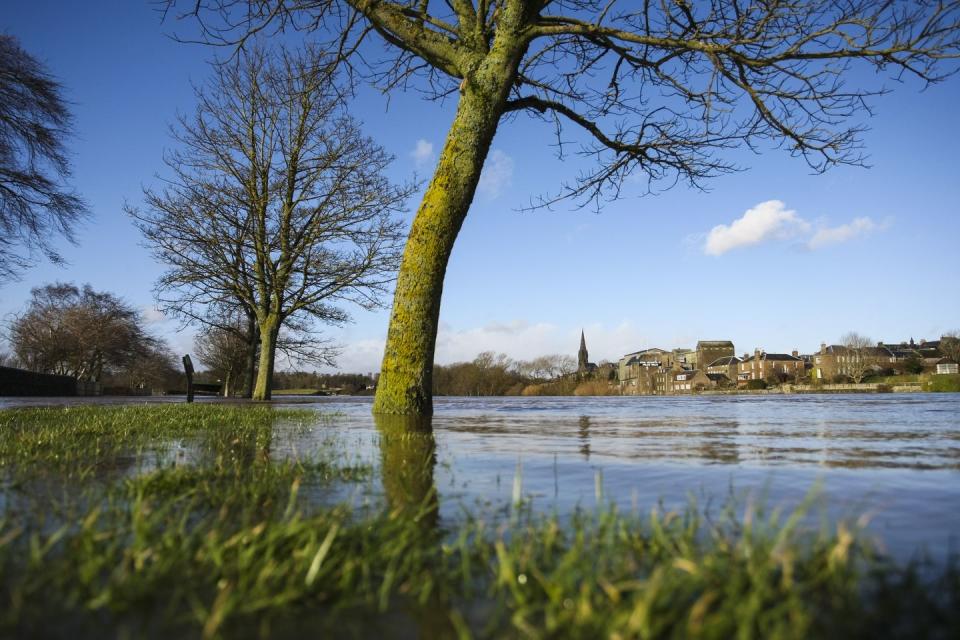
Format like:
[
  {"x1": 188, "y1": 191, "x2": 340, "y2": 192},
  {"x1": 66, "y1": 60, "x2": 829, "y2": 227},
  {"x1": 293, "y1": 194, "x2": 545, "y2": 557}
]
[
  {"x1": 577, "y1": 330, "x2": 597, "y2": 376},
  {"x1": 738, "y1": 349, "x2": 804, "y2": 383},
  {"x1": 574, "y1": 332, "x2": 617, "y2": 381},
  {"x1": 812, "y1": 343, "x2": 895, "y2": 381},
  {"x1": 660, "y1": 369, "x2": 715, "y2": 394},
  {"x1": 696, "y1": 341, "x2": 735, "y2": 370},
  {"x1": 618, "y1": 348, "x2": 672, "y2": 392},
  {"x1": 706, "y1": 356, "x2": 741, "y2": 383}
]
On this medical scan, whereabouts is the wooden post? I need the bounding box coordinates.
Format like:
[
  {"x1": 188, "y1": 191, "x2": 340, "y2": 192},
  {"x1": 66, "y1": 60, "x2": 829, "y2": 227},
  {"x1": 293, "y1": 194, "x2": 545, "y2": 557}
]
[{"x1": 182, "y1": 354, "x2": 195, "y2": 403}]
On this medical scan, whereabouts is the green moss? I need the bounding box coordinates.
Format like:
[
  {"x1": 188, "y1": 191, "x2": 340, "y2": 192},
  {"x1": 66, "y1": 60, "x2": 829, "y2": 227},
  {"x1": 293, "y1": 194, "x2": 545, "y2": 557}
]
[{"x1": 373, "y1": 60, "x2": 522, "y2": 418}]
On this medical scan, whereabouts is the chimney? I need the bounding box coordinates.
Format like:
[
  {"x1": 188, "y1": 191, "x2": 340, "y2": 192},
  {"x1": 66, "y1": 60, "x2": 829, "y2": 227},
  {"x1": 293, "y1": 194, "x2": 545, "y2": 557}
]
[
  {"x1": 820, "y1": 343, "x2": 827, "y2": 355},
  {"x1": 754, "y1": 348, "x2": 761, "y2": 359},
  {"x1": 792, "y1": 350, "x2": 799, "y2": 358}
]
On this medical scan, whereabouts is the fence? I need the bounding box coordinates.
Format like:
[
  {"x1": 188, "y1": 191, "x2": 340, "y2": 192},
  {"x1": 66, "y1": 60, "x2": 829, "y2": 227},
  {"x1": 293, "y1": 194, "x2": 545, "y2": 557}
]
[{"x1": 0, "y1": 366, "x2": 78, "y2": 397}]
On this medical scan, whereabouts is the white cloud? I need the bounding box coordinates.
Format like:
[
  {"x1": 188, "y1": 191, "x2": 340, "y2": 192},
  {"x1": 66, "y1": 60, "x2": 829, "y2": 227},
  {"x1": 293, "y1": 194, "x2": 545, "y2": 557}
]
[
  {"x1": 141, "y1": 306, "x2": 167, "y2": 325},
  {"x1": 704, "y1": 200, "x2": 809, "y2": 256},
  {"x1": 410, "y1": 139, "x2": 435, "y2": 168},
  {"x1": 319, "y1": 338, "x2": 386, "y2": 375},
  {"x1": 807, "y1": 216, "x2": 882, "y2": 250},
  {"x1": 703, "y1": 201, "x2": 889, "y2": 256},
  {"x1": 477, "y1": 149, "x2": 514, "y2": 199},
  {"x1": 435, "y1": 320, "x2": 556, "y2": 363},
  {"x1": 279, "y1": 321, "x2": 660, "y2": 373}
]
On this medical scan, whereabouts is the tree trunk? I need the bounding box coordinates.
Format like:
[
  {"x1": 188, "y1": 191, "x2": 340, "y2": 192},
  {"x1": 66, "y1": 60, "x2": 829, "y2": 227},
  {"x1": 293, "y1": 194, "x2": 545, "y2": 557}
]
[
  {"x1": 252, "y1": 317, "x2": 279, "y2": 401},
  {"x1": 243, "y1": 315, "x2": 259, "y2": 399},
  {"x1": 373, "y1": 82, "x2": 509, "y2": 416}
]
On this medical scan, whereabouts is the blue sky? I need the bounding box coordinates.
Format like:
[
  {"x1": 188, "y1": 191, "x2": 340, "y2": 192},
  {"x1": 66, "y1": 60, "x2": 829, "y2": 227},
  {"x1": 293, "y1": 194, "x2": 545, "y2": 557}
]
[{"x1": 3, "y1": 0, "x2": 959, "y2": 373}]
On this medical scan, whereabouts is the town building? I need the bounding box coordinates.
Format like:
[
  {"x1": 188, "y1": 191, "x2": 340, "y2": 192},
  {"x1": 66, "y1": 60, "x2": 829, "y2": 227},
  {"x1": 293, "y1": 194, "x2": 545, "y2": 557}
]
[
  {"x1": 618, "y1": 339, "x2": 734, "y2": 395},
  {"x1": 738, "y1": 349, "x2": 804, "y2": 383},
  {"x1": 576, "y1": 332, "x2": 617, "y2": 380},
  {"x1": 696, "y1": 341, "x2": 735, "y2": 371},
  {"x1": 618, "y1": 348, "x2": 672, "y2": 391},
  {"x1": 705, "y1": 356, "x2": 741, "y2": 383},
  {"x1": 577, "y1": 330, "x2": 597, "y2": 376},
  {"x1": 936, "y1": 359, "x2": 959, "y2": 375},
  {"x1": 664, "y1": 369, "x2": 714, "y2": 394}
]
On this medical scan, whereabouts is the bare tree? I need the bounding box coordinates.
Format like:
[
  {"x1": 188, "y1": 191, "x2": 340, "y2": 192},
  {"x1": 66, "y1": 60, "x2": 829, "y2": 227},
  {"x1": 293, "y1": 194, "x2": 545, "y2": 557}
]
[
  {"x1": 168, "y1": 0, "x2": 960, "y2": 416},
  {"x1": 127, "y1": 45, "x2": 410, "y2": 400},
  {"x1": 840, "y1": 331, "x2": 874, "y2": 384},
  {"x1": 108, "y1": 345, "x2": 180, "y2": 393},
  {"x1": 941, "y1": 330, "x2": 960, "y2": 364},
  {"x1": 195, "y1": 322, "x2": 249, "y2": 397},
  {"x1": 191, "y1": 301, "x2": 260, "y2": 398},
  {"x1": 516, "y1": 353, "x2": 576, "y2": 381},
  {"x1": 11, "y1": 283, "x2": 162, "y2": 382},
  {"x1": 0, "y1": 35, "x2": 87, "y2": 281}
]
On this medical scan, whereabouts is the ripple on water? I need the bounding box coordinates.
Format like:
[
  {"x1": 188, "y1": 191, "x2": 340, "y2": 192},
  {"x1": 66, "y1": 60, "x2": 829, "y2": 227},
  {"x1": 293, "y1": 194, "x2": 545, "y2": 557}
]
[{"x1": 2, "y1": 393, "x2": 958, "y2": 561}]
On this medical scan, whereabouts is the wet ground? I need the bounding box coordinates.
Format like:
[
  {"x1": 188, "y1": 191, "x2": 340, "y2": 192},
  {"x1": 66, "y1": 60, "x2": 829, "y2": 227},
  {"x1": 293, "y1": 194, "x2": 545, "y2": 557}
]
[{"x1": 3, "y1": 393, "x2": 958, "y2": 561}]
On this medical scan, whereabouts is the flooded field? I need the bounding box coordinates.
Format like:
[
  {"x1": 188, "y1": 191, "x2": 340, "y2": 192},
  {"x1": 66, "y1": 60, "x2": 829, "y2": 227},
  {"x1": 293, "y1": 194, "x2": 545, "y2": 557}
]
[
  {"x1": 276, "y1": 394, "x2": 960, "y2": 562},
  {"x1": 4, "y1": 393, "x2": 958, "y2": 560},
  {"x1": 2, "y1": 394, "x2": 959, "y2": 637}
]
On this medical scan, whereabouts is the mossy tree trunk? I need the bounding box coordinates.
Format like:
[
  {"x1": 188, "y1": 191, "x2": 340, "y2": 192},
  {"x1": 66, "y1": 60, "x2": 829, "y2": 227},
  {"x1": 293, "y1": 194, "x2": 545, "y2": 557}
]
[
  {"x1": 373, "y1": 43, "x2": 526, "y2": 416},
  {"x1": 243, "y1": 314, "x2": 259, "y2": 399},
  {"x1": 252, "y1": 316, "x2": 280, "y2": 401}
]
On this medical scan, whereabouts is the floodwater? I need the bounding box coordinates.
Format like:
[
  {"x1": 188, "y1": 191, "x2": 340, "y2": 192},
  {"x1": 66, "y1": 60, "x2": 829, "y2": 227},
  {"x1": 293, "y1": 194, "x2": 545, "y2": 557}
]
[{"x1": 3, "y1": 393, "x2": 959, "y2": 561}]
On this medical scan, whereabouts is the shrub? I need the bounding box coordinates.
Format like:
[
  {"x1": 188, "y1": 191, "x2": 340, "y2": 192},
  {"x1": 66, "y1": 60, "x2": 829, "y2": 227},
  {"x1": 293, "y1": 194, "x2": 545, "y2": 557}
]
[
  {"x1": 876, "y1": 384, "x2": 893, "y2": 393},
  {"x1": 745, "y1": 379, "x2": 768, "y2": 390},
  {"x1": 926, "y1": 374, "x2": 960, "y2": 393},
  {"x1": 573, "y1": 381, "x2": 619, "y2": 396}
]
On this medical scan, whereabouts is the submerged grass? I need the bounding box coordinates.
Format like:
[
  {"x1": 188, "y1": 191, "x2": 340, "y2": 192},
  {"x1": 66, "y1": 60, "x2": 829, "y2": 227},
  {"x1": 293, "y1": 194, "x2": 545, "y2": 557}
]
[{"x1": 0, "y1": 405, "x2": 957, "y2": 639}]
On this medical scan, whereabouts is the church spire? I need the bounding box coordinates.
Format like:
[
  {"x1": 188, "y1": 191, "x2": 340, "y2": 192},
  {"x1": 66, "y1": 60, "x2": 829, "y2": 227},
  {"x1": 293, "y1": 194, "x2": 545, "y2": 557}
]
[{"x1": 578, "y1": 329, "x2": 589, "y2": 372}]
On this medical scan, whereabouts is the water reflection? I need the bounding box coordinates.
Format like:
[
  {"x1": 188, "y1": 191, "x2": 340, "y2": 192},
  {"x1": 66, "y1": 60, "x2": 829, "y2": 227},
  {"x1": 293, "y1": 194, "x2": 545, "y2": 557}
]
[
  {"x1": 373, "y1": 414, "x2": 454, "y2": 637},
  {"x1": 578, "y1": 415, "x2": 591, "y2": 459},
  {"x1": 375, "y1": 414, "x2": 438, "y2": 525}
]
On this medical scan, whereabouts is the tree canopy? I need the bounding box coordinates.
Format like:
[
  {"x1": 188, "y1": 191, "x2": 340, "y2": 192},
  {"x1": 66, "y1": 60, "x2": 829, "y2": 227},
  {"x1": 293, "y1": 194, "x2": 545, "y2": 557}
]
[
  {"x1": 0, "y1": 35, "x2": 87, "y2": 281},
  {"x1": 128, "y1": 45, "x2": 411, "y2": 400},
  {"x1": 10, "y1": 283, "x2": 171, "y2": 385}
]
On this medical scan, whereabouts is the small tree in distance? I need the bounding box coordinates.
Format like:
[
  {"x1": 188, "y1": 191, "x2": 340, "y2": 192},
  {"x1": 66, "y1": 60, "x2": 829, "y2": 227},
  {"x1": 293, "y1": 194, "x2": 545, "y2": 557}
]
[
  {"x1": 840, "y1": 331, "x2": 874, "y2": 384},
  {"x1": 195, "y1": 322, "x2": 249, "y2": 397},
  {"x1": 940, "y1": 331, "x2": 960, "y2": 364},
  {"x1": 128, "y1": 45, "x2": 412, "y2": 400}
]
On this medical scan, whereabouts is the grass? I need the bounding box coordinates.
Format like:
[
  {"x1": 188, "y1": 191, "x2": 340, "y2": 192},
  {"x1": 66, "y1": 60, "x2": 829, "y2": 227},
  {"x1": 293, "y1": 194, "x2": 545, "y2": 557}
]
[
  {"x1": 1, "y1": 405, "x2": 958, "y2": 638},
  {"x1": 925, "y1": 374, "x2": 960, "y2": 393}
]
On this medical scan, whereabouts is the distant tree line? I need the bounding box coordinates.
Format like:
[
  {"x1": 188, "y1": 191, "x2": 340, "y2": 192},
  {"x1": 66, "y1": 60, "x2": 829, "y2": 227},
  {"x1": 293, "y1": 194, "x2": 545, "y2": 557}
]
[
  {"x1": 272, "y1": 371, "x2": 376, "y2": 394},
  {"x1": 6, "y1": 283, "x2": 180, "y2": 392},
  {"x1": 254, "y1": 352, "x2": 594, "y2": 397},
  {"x1": 432, "y1": 352, "x2": 595, "y2": 397}
]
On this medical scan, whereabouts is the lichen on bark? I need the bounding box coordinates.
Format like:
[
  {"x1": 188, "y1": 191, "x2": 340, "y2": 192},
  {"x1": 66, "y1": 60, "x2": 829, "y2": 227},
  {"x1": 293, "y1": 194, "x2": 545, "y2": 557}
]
[{"x1": 373, "y1": 49, "x2": 523, "y2": 416}]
